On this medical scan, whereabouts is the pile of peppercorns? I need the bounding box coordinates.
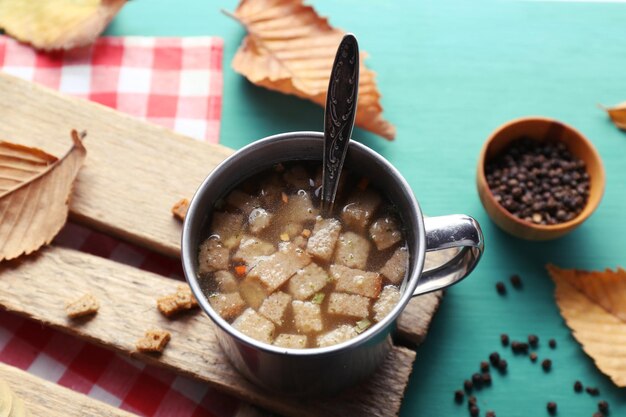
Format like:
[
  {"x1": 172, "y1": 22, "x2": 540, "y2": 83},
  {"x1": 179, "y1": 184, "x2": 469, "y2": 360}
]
[
  {"x1": 485, "y1": 137, "x2": 590, "y2": 225},
  {"x1": 453, "y1": 274, "x2": 611, "y2": 416}
]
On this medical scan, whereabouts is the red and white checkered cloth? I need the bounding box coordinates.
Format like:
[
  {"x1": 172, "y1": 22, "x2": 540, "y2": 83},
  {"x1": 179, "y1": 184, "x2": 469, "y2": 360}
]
[
  {"x1": 0, "y1": 36, "x2": 243, "y2": 416},
  {"x1": 0, "y1": 36, "x2": 222, "y2": 142}
]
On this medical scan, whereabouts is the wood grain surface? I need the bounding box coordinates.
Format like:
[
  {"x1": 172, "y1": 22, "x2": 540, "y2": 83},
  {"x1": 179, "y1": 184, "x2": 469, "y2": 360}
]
[
  {"x1": 0, "y1": 72, "x2": 443, "y2": 346},
  {"x1": 0, "y1": 246, "x2": 416, "y2": 417},
  {"x1": 0, "y1": 73, "x2": 234, "y2": 258},
  {"x1": 0, "y1": 362, "x2": 137, "y2": 417}
]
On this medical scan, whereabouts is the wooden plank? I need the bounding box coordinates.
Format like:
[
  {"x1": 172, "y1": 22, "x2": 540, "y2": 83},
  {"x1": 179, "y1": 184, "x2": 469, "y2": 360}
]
[
  {"x1": 0, "y1": 362, "x2": 137, "y2": 417},
  {"x1": 0, "y1": 246, "x2": 415, "y2": 417},
  {"x1": 0, "y1": 73, "x2": 233, "y2": 258},
  {"x1": 0, "y1": 72, "x2": 443, "y2": 346}
]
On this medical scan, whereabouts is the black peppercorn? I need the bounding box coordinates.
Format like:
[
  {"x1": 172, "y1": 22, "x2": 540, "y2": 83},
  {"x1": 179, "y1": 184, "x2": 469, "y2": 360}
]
[
  {"x1": 528, "y1": 334, "x2": 539, "y2": 347},
  {"x1": 464, "y1": 379, "x2": 473, "y2": 392},
  {"x1": 598, "y1": 400, "x2": 609, "y2": 413},
  {"x1": 500, "y1": 334, "x2": 509, "y2": 346},
  {"x1": 455, "y1": 390, "x2": 465, "y2": 403},
  {"x1": 530, "y1": 352, "x2": 538, "y2": 362},
  {"x1": 489, "y1": 352, "x2": 501, "y2": 366},
  {"x1": 481, "y1": 373, "x2": 492, "y2": 385},
  {"x1": 510, "y1": 274, "x2": 522, "y2": 289},
  {"x1": 496, "y1": 282, "x2": 506, "y2": 295},
  {"x1": 574, "y1": 380, "x2": 583, "y2": 392},
  {"x1": 480, "y1": 361, "x2": 490, "y2": 373},
  {"x1": 486, "y1": 411, "x2": 495, "y2": 417},
  {"x1": 498, "y1": 359, "x2": 508, "y2": 373},
  {"x1": 549, "y1": 339, "x2": 557, "y2": 348},
  {"x1": 586, "y1": 386, "x2": 600, "y2": 396},
  {"x1": 542, "y1": 359, "x2": 552, "y2": 372},
  {"x1": 472, "y1": 373, "x2": 483, "y2": 386},
  {"x1": 547, "y1": 401, "x2": 557, "y2": 415},
  {"x1": 469, "y1": 405, "x2": 479, "y2": 417}
]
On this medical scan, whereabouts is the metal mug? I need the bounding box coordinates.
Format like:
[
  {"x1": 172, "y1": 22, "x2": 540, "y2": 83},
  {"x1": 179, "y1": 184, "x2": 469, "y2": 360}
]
[{"x1": 182, "y1": 131, "x2": 484, "y2": 396}]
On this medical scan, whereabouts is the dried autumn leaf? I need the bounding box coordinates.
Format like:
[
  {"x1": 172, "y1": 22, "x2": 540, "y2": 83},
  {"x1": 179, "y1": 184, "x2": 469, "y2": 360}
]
[
  {"x1": 600, "y1": 102, "x2": 626, "y2": 131},
  {"x1": 227, "y1": 0, "x2": 396, "y2": 140},
  {"x1": 0, "y1": 0, "x2": 127, "y2": 51},
  {"x1": 0, "y1": 130, "x2": 86, "y2": 261},
  {"x1": 547, "y1": 264, "x2": 626, "y2": 386}
]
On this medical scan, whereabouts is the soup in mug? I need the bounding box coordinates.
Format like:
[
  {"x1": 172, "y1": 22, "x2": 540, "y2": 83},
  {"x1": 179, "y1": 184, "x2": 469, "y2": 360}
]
[{"x1": 197, "y1": 162, "x2": 408, "y2": 349}]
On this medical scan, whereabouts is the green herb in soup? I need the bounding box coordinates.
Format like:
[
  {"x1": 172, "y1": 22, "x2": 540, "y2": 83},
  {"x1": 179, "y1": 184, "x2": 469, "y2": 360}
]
[{"x1": 197, "y1": 162, "x2": 408, "y2": 348}]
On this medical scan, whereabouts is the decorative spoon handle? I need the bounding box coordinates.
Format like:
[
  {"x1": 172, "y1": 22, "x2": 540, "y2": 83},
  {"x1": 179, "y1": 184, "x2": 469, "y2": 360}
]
[{"x1": 321, "y1": 34, "x2": 359, "y2": 215}]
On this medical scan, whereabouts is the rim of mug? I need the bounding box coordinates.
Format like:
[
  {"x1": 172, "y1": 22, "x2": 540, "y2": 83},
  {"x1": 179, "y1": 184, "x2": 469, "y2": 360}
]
[{"x1": 182, "y1": 131, "x2": 426, "y2": 356}]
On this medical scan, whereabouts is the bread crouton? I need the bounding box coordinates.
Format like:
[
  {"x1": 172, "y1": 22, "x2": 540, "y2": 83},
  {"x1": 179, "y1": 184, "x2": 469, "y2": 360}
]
[
  {"x1": 369, "y1": 216, "x2": 402, "y2": 250},
  {"x1": 198, "y1": 237, "x2": 230, "y2": 274},
  {"x1": 380, "y1": 247, "x2": 409, "y2": 284},
  {"x1": 157, "y1": 285, "x2": 199, "y2": 317},
  {"x1": 273, "y1": 333, "x2": 308, "y2": 349},
  {"x1": 373, "y1": 286, "x2": 402, "y2": 322},
  {"x1": 208, "y1": 292, "x2": 246, "y2": 320},
  {"x1": 136, "y1": 329, "x2": 171, "y2": 353},
  {"x1": 287, "y1": 263, "x2": 329, "y2": 300},
  {"x1": 317, "y1": 325, "x2": 358, "y2": 348},
  {"x1": 340, "y1": 189, "x2": 381, "y2": 230},
  {"x1": 327, "y1": 293, "x2": 370, "y2": 318},
  {"x1": 233, "y1": 308, "x2": 275, "y2": 344},
  {"x1": 330, "y1": 264, "x2": 382, "y2": 299},
  {"x1": 306, "y1": 217, "x2": 341, "y2": 262},
  {"x1": 247, "y1": 247, "x2": 311, "y2": 293},
  {"x1": 292, "y1": 300, "x2": 323, "y2": 333},
  {"x1": 334, "y1": 232, "x2": 370, "y2": 270},
  {"x1": 259, "y1": 291, "x2": 292, "y2": 325},
  {"x1": 65, "y1": 294, "x2": 99, "y2": 319},
  {"x1": 210, "y1": 212, "x2": 244, "y2": 249}
]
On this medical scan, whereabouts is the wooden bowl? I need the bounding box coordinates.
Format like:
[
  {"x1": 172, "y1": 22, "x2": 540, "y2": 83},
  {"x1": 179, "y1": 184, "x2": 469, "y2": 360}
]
[{"x1": 476, "y1": 117, "x2": 605, "y2": 240}]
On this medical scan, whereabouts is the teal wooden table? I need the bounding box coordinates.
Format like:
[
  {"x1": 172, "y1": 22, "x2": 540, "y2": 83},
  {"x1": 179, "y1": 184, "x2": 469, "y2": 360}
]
[{"x1": 107, "y1": 1, "x2": 626, "y2": 415}]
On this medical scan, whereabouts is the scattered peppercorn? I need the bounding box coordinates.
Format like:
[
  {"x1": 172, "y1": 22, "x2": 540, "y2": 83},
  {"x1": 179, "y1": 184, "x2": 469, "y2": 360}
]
[
  {"x1": 549, "y1": 339, "x2": 557, "y2": 349},
  {"x1": 598, "y1": 400, "x2": 609, "y2": 413},
  {"x1": 500, "y1": 334, "x2": 509, "y2": 346},
  {"x1": 468, "y1": 395, "x2": 477, "y2": 405},
  {"x1": 469, "y1": 405, "x2": 479, "y2": 417},
  {"x1": 480, "y1": 361, "x2": 490, "y2": 373},
  {"x1": 498, "y1": 359, "x2": 508, "y2": 373},
  {"x1": 586, "y1": 386, "x2": 600, "y2": 396},
  {"x1": 455, "y1": 390, "x2": 465, "y2": 403},
  {"x1": 528, "y1": 334, "x2": 539, "y2": 347},
  {"x1": 495, "y1": 282, "x2": 506, "y2": 295},
  {"x1": 484, "y1": 137, "x2": 590, "y2": 225},
  {"x1": 489, "y1": 352, "x2": 501, "y2": 366},
  {"x1": 464, "y1": 379, "x2": 473, "y2": 392},
  {"x1": 547, "y1": 402, "x2": 557, "y2": 415},
  {"x1": 574, "y1": 380, "x2": 583, "y2": 392},
  {"x1": 472, "y1": 373, "x2": 483, "y2": 387},
  {"x1": 512, "y1": 341, "x2": 529, "y2": 354},
  {"x1": 542, "y1": 359, "x2": 552, "y2": 372},
  {"x1": 510, "y1": 274, "x2": 522, "y2": 289},
  {"x1": 481, "y1": 373, "x2": 492, "y2": 385},
  {"x1": 486, "y1": 411, "x2": 496, "y2": 417},
  {"x1": 592, "y1": 413, "x2": 603, "y2": 417},
  {"x1": 530, "y1": 352, "x2": 538, "y2": 362}
]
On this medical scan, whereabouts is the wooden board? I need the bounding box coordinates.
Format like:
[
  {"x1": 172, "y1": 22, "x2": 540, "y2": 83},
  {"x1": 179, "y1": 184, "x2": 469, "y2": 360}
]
[
  {"x1": 0, "y1": 246, "x2": 416, "y2": 417},
  {"x1": 0, "y1": 73, "x2": 233, "y2": 258},
  {"x1": 0, "y1": 362, "x2": 137, "y2": 417},
  {"x1": 0, "y1": 72, "x2": 443, "y2": 346}
]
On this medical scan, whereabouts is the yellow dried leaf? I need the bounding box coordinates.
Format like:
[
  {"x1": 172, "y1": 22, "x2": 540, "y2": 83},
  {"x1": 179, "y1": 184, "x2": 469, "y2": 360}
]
[
  {"x1": 0, "y1": 0, "x2": 127, "y2": 51},
  {"x1": 0, "y1": 130, "x2": 86, "y2": 261},
  {"x1": 547, "y1": 264, "x2": 626, "y2": 386},
  {"x1": 600, "y1": 102, "x2": 626, "y2": 131},
  {"x1": 227, "y1": 0, "x2": 396, "y2": 140}
]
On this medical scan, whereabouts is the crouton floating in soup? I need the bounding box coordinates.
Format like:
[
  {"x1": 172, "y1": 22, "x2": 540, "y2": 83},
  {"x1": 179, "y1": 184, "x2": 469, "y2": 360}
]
[{"x1": 197, "y1": 162, "x2": 409, "y2": 348}]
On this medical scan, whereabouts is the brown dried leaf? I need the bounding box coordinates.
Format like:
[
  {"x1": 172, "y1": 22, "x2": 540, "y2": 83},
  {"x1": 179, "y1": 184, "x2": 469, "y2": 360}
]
[
  {"x1": 600, "y1": 102, "x2": 626, "y2": 131},
  {"x1": 228, "y1": 0, "x2": 396, "y2": 140},
  {"x1": 0, "y1": 0, "x2": 127, "y2": 51},
  {"x1": 0, "y1": 130, "x2": 86, "y2": 261},
  {"x1": 547, "y1": 264, "x2": 626, "y2": 386}
]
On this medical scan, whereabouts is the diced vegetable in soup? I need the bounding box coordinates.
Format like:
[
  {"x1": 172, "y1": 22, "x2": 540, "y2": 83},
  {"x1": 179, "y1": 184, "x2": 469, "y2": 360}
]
[{"x1": 197, "y1": 162, "x2": 409, "y2": 348}]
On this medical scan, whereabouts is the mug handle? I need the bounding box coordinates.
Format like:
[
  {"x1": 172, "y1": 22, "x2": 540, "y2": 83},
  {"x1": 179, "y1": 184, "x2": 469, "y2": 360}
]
[{"x1": 412, "y1": 215, "x2": 485, "y2": 296}]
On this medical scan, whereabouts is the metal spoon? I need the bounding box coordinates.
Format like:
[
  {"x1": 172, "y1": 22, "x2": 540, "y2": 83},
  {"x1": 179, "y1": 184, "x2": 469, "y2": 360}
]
[{"x1": 320, "y1": 34, "x2": 359, "y2": 215}]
